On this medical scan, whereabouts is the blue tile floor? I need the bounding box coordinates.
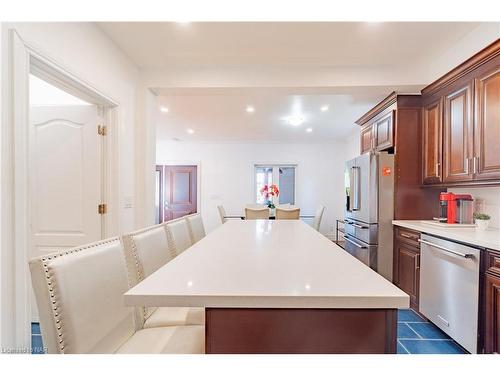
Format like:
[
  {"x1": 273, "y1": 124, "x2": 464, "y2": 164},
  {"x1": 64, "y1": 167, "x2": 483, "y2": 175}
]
[
  {"x1": 31, "y1": 323, "x2": 45, "y2": 354},
  {"x1": 31, "y1": 310, "x2": 468, "y2": 354},
  {"x1": 397, "y1": 309, "x2": 467, "y2": 354}
]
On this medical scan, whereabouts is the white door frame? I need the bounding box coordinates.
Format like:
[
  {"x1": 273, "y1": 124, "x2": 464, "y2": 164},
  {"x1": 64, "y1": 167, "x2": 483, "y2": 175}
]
[{"x1": 2, "y1": 30, "x2": 121, "y2": 349}]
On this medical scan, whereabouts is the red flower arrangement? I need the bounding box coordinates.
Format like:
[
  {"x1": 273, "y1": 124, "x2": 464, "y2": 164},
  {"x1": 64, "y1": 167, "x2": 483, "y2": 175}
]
[{"x1": 260, "y1": 184, "x2": 279, "y2": 208}]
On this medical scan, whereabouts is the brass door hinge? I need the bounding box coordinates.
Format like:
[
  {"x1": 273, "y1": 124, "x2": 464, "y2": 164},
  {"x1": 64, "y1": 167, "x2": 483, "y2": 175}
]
[
  {"x1": 98, "y1": 203, "x2": 107, "y2": 215},
  {"x1": 98, "y1": 125, "x2": 107, "y2": 136}
]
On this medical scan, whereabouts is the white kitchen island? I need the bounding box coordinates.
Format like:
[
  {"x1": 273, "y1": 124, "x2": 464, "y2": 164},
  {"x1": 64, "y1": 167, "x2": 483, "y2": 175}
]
[{"x1": 125, "y1": 220, "x2": 409, "y2": 353}]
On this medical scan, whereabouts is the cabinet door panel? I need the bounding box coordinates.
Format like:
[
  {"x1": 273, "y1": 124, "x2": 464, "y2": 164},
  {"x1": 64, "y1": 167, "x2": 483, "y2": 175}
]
[
  {"x1": 375, "y1": 111, "x2": 394, "y2": 151},
  {"x1": 443, "y1": 84, "x2": 473, "y2": 182},
  {"x1": 360, "y1": 124, "x2": 373, "y2": 154},
  {"x1": 422, "y1": 99, "x2": 443, "y2": 184},
  {"x1": 475, "y1": 67, "x2": 500, "y2": 180},
  {"x1": 396, "y1": 242, "x2": 420, "y2": 309},
  {"x1": 485, "y1": 272, "x2": 500, "y2": 354}
]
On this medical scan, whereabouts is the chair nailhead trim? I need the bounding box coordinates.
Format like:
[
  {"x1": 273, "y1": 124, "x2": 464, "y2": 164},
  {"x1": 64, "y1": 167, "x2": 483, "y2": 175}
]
[
  {"x1": 128, "y1": 236, "x2": 149, "y2": 325},
  {"x1": 39, "y1": 237, "x2": 119, "y2": 354}
]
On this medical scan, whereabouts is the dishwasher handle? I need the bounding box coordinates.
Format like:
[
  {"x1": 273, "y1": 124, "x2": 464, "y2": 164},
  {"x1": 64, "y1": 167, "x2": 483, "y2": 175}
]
[{"x1": 418, "y1": 239, "x2": 475, "y2": 259}]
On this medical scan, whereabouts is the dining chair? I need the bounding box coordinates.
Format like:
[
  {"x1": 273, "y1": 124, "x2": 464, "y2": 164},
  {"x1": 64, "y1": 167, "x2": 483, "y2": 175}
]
[
  {"x1": 245, "y1": 204, "x2": 267, "y2": 209},
  {"x1": 312, "y1": 206, "x2": 326, "y2": 231},
  {"x1": 217, "y1": 205, "x2": 227, "y2": 224},
  {"x1": 186, "y1": 213, "x2": 206, "y2": 244},
  {"x1": 122, "y1": 224, "x2": 204, "y2": 330},
  {"x1": 245, "y1": 207, "x2": 270, "y2": 220},
  {"x1": 29, "y1": 238, "x2": 204, "y2": 353},
  {"x1": 275, "y1": 207, "x2": 301, "y2": 220},
  {"x1": 165, "y1": 217, "x2": 193, "y2": 255}
]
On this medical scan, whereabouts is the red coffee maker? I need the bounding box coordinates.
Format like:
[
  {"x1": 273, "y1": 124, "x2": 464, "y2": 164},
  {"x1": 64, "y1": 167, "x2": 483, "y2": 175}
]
[{"x1": 438, "y1": 192, "x2": 474, "y2": 224}]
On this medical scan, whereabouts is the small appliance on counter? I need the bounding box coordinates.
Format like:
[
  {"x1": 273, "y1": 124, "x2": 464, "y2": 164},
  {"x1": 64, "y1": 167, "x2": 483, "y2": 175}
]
[{"x1": 434, "y1": 192, "x2": 474, "y2": 225}]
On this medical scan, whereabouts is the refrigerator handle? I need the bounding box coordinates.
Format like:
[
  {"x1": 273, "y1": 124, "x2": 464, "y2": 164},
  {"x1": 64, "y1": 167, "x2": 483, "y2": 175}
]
[{"x1": 352, "y1": 166, "x2": 360, "y2": 211}]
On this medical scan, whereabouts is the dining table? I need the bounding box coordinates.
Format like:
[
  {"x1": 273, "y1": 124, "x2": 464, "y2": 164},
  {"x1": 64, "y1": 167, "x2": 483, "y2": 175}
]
[{"x1": 124, "y1": 220, "x2": 409, "y2": 354}]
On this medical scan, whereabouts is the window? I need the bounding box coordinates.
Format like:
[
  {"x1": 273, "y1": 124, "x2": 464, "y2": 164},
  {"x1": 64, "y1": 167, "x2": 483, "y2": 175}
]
[{"x1": 254, "y1": 165, "x2": 296, "y2": 205}]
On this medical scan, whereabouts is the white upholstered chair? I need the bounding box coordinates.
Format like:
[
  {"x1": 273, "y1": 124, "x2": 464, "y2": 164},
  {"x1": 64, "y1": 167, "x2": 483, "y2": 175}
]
[
  {"x1": 122, "y1": 225, "x2": 204, "y2": 330},
  {"x1": 217, "y1": 205, "x2": 227, "y2": 224},
  {"x1": 312, "y1": 206, "x2": 326, "y2": 231},
  {"x1": 245, "y1": 207, "x2": 270, "y2": 220},
  {"x1": 275, "y1": 207, "x2": 301, "y2": 220},
  {"x1": 165, "y1": 218, "x2": 193, "y2": 255},
  {"x1": 29, "y1": 238, "x2": 204, "y2": 354},
  {"x1": 185, "y1": 213, "x2": 206, "y2": 244}
]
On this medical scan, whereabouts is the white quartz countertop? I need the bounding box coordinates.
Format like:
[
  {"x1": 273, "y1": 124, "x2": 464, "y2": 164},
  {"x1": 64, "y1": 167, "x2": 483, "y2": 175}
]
[
  {"x1": 393, "y1": 220, "x2": 500, "y2": 251},
  {"x1": 125, "y1": 220, "x2": 409, "y2": 309}
]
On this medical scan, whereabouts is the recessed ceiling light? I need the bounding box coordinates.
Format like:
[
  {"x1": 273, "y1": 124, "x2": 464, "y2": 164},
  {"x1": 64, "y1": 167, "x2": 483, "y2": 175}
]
[
  {"x1": 186, "y1": 128, "x2": 194, "y2": 134},
  {"x1": 246, "y1": 106, "x2": 255, "y2": 113},
  {"x1": 320, "y1": 105, "x2": 329, "y2": 112},
  {"x1": 160, "y1": 106, "x2": 169, "y2": 113},
  {"x1": 284, "y1": 115, "x2": 305, "y2": 127},
  {"x1": 306, "y1": 128, "x2": 313, "y2": 133}
]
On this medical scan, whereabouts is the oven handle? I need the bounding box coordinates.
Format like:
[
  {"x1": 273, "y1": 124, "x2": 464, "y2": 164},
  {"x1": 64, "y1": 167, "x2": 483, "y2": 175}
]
[
  {"x1": 344, "y1": 235, "x2": 368, "y2": 249},
  {"x1": 418, "y1": 239, "x2": 475, "y2": 259}
]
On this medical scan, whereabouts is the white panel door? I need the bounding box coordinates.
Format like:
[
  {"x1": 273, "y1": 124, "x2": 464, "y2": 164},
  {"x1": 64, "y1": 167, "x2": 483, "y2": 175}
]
[{"x1": 29, "y1": 105, "x2": 102, "y2": 318}]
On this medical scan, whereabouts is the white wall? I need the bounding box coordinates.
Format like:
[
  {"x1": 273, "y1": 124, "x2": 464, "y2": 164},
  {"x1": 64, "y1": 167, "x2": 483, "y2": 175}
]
[
  {"x1": 420, "y1": 23, "x2": 500, "y2": 83},
  {"x1": 449, "y1": 187, "x2": 500, "y2": 229},
  {"x1": 345, "y1": 129, "x2": 360, "y2": 161},
  {"x1": 1, "y1": 22, "x2": 139, "y2": 348},
  {"x1": 2, "y1": 22, "x2": 139, "y2": 233},
  {"x1": 157, "y1": 140, "x2": 351, "y2": 235}
]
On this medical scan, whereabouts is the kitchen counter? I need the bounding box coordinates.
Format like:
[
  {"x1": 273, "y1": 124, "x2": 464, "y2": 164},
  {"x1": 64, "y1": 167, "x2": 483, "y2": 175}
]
[
  {"x1": 126, "y1": 220, "x2": 408, "y2": 353},
  {"x1": 393, "y1": 220, "x2": 500, "y2": 251},
  {"x1": 125, "y1": 220, "x2": 408, "y2": 309}
]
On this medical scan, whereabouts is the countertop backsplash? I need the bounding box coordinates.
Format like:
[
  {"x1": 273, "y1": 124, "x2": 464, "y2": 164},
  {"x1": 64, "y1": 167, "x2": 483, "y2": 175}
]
[{"x1": 448, "y1": 187, "x2": 500, "y2": 229}]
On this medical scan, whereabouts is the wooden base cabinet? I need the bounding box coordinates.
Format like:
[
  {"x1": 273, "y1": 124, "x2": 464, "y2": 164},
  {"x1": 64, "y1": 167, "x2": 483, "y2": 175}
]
[
  {"x1": 484, "y1": 248, "x2": 500, "y2": 354},
  {"x1": 393, "y1": 227, "x2": 421, "y2": 311},
  {"x1": 485, "y1": 273, "x2": 500, "y2": 354}
]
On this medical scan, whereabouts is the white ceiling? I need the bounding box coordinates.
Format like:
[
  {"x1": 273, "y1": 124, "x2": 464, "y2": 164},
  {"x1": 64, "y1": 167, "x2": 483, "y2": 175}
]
[
  {"x1": 97, "y1": 22, "x2": 485, "y2": 142},
  {"x1": 98, "y1": 22, "x2": 480, "y2": 68},
  {"x1": 155, "y1": 87, "x2": 422, "y2": 143}
]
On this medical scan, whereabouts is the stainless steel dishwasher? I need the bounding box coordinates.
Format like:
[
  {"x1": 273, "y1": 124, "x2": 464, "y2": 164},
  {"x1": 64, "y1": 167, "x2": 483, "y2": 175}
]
[{"x1": 419, "y1": 234, "x2": 480, "y2": 354}]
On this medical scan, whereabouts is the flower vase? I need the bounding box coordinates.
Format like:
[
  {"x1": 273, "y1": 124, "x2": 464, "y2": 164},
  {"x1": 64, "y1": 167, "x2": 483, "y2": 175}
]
[
  {"x1": 476, "y1": 219, "x2": 490, "y2": 231},
  {"x1": 269, "y1": 196, "x2": 276, "y2": 217}
]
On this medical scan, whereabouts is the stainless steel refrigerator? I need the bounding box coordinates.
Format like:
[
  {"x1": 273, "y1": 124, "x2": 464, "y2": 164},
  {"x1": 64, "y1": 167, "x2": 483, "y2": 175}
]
[{"x1": 344, "y1": 152, "x2": 394, "y2": 281}]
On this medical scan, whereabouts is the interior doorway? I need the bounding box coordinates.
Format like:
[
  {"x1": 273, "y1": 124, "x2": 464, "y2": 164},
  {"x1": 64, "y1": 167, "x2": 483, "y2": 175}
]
[
  {"x1": 28, "y1": 74, "x2": 105, "y2": 321},
  {"x1": 155, "y1": 165, "x2": 198, "y2": 223}
]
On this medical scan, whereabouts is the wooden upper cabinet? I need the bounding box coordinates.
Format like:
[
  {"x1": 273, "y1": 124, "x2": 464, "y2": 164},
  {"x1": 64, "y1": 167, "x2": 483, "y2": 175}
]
[
  {"x1": 422, "y1": 99, "x2": 443, "y2": 184},
  {"x1": 443, "y1": 83, "x2": 473, "y2": 182},
  {"x1": 474, "y1": 66, "x2": 500, "y2": 180},
  {"x1": 360, "y1": 123, "x2": 373, "y2": 154},
  {"x1": 374, "y1": 111, "x2": 394, "y2": 151}
]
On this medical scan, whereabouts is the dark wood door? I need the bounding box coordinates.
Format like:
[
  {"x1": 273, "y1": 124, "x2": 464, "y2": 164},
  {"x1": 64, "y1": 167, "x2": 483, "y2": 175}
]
[
  {"x1": 443, "y1": 83, "x2": 474, "y2": 182},
  {"x1": 360, "y1": 123, "x2": 373, "y2": 154},
  {"x1": 395, "y1": 241, "x2": 420, "y2": 310},
  {"x1": 422, "y1": 99, "x2": 443, "y2": 184},
  {"x1": 374, "y1": 111, "x2": 394, "y2": 151},
  {"x1": 164, "y1": 165, "x2": 197, "y2": 221},
  {"x1": 474, "y1": 66, "x2": 500, "y2": 180},
  {"x1": 484, "y1": 272, "x2": 500, "y2": 354}
]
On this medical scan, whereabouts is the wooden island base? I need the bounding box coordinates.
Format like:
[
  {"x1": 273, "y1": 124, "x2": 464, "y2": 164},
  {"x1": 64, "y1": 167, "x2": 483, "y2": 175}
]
[{"x1": 205, "y1": 308, "x2": 397, "y2": 354}]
